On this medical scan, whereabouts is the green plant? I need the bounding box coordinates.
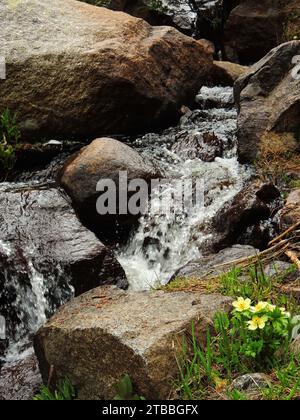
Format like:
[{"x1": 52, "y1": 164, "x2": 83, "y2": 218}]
[
  {"x1": 0, "y1": 109, "x2": 21, "y2": 172},
  {"x1": 229, "y1": 298, "x2": 292, "y2": 369},
  {"x1": 0, "y1": 109, "x2": 20, "y2": 144},
  {"x1": 220, "y1": 262, "x2": 298, "y2": 310},
  {"x1": 147, "y1": 0, "x2": 169, "y2": 14},
  {"x1": 177, "y1": 298, "x2": 296, "y2": 400},
  {"x1": 113, "y1": 374, "x2": 145, "y2": 400},
  {"x1": 261, "y1": 357, "x2": 300, "y2": 400},
  {"x1": 227, "y1": 389, "x2": 248, "y2": 400},
  {"x1": 33, "y1": 377, "x2": 76, "y2": 400}
]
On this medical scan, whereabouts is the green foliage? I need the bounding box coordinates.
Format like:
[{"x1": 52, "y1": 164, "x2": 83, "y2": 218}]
[
  {"x1": 177, "y1": 299, "x2": 296, "y2": 400},
  {"x1": 33, "y1": 377, "x2": 76, "y2": 400},
  {"x1": 147, "y1": 0, "x2": 169, "y2": 14},
  {"x1": 226, "y1": 389, "x2": 248, "y2": 400},
  {"x1": 220, "y1": 262, "x2": 297, "y2": 310},
  {"x1": 289, "y1": 179, "x2": 300, "y2": 189},
  {"x1": 229, "y1": 298, "x2": 292, "y2": 369},
  {"x1": 262, "y1": 357, "x2": 300, "y2": 400},
  {"x1": 0, "y1": 109, "x2": 20, "y2": 172},
  {"x1": 113, "y1": 374, "x2": 145, "y2": 400}
]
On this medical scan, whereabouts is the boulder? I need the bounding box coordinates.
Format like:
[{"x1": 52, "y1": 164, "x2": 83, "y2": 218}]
[
  {"x1": 212, "y1": 60, "x2": 249, "y2": 86},
  {"x1": 0, "y1": 0, "x2": 213, "y2": 141},
  {"x1": 34, "y1": 285, "x2": 232, "y2": 400},
  {"x1": 235, "y1": 41, "x2": 300, "y2": 162},
  {"x1": 0, "y1": 183, "x2": 127, "y2": 357},
  {"x1": 175, "y1": 244, "x2": 258, "y2": 279},
  {"x1": 280, "y1": 189, "x2": 300, "y2": 231},
  {"x1": 212, "y1": 180, "x2": 280, "y2": 250},
  {"x1": 224, "y1": 0, "x2": 284, "y2": 64},
  {"x1": 224, "y1": 0, "x2": 300, "y2": 65},
  {"x1": 59, "y1": 137, "x2": 160, "y2": 239}
]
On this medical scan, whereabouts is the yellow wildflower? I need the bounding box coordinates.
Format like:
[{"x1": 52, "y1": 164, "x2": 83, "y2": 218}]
[
  {"x1": 267, "y1": 304, "x2": 276, "y2": 312},
  {"x1": 232, "y1": 297, "x2": 251, "y2": 312},
  {"x1": 251, "y1": 301, "x2": 269, "y2": 313},
  {"x1": 247, "y1": 316, "x2": 268, "y2": 331}
]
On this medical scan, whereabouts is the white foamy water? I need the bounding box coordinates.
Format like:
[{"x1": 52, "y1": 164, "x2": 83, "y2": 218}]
[{"x1": 117, "y1": 86, "x2": 251, "y2": 290}]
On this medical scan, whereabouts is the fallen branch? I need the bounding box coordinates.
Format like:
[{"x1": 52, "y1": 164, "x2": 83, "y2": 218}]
[
  {"x1": 285, "y1": 250, "x2": 300, "y2": 271},
  {"x1": 214, "y1": 240, "x2": 290, "y2": 270},
  {"x1": 268, "y1": 221, "x2": 300, "y2": 246}
]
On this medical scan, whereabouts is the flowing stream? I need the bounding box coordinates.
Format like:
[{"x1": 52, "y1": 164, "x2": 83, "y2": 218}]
[
  {"x1": 0, "y1": 86, "x2": 252, "y2": 399},
  {"x1": 117, "y1": 86, "x2": 251, "y2": 290}
]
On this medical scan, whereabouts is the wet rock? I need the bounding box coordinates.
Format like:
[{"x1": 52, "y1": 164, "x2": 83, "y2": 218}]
[
  {"x1": 34, "y1": 285, "x2": 232, "y2": 400},
  {"x1": 237, "y1": 220, "x2": 277, "y2": 251},
  {"x1": 0, "y1": 183, "x2": 127, "y2": 357},
  {"x1": 235, "y1": 40, "x2": 300, "y2": 162},
  {"x1": 212, "y1": 180, "x2": 280, "y2": 250},
  {"x1": 0, "y1": 0, "x2": 213, "y2": 141},
  {"x1": 59, "y1": 138, "x2": 160, "y2": 240},
  {"x1": 175, "y1": 244, "x2": 258, "y2": 279},
  {"x1": 280, "y1": 189, "x2": 300, "y2": 231},
  {"x1": 171, "y1": 132, "x2": 224, "y2": 162},
  {"x1": 0, "y1": 355, "x2": 42, "y2": 400},
  {"x1": 212, "y1": 60, "x2": 249, "y2": 86},
  {"x1": 230, "y1": 373, "x2": 270, "y2": 392}
]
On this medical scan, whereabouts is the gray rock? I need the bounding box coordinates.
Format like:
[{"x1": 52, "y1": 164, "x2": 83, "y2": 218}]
[
  {"x1": 264, "y1": 261, "x2": 293, "y2": 278},
  {"x1": 34, "y1": 286, "x2": 232, "y2": 400},
  {"x1": 231, "y1": 373, "x2": 270, "y2": 392},
  {"x1": 280, "y1": 189, "x2": 300, "y2": 232},
  {"x1": 175, "y1": 244, "x2": 258, "y2": 279}
]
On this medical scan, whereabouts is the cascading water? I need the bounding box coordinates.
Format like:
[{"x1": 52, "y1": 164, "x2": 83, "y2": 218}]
[
  {"x1": 117, "y1": 86, "x2": 252, "y2": 290},
  {"x1": 0, "y1": 85, "x2": 252, "y2": 399},
  {"x1": 160, "y1": 0, "x2": 222, "y2": 32},
  {"x1": 0, "y1": 183, "x2": 76, "y2": 364}
]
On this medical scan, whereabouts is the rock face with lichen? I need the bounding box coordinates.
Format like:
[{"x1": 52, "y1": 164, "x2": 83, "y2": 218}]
[
  {"x1": 34, "y1": 286, "x2": 232, "y2": 399},
  {"x1": 0, "y1": 0, "x2": 213, "y2": 141}
]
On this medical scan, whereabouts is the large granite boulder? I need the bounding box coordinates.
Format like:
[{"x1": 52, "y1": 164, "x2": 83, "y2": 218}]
[
  {"x1": 35, "y1": 285, "x2": 232, "y2": 400},
  {"x1": 235, "y1": 41, "x2": 300, "y2": 162},
  {"x1": 0, "y1": 0, "x2": 213, "y2": 141}
]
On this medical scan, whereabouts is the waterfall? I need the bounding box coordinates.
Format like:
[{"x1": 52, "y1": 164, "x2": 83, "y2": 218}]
[{"x1": 117, "y1": 86, "x2": 252, "y2": 290}]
